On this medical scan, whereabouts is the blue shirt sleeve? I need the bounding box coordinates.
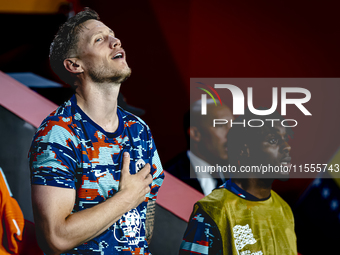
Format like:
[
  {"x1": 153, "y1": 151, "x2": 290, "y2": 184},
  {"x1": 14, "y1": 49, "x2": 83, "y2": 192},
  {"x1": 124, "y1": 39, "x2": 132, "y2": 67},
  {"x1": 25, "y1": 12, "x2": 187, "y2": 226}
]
[
  {"x1": 180, "y1": 204, "x2": 222, "y2": 255},
  {"x1": 29, "y1": 117, "x2": 78, "y2": 189}
]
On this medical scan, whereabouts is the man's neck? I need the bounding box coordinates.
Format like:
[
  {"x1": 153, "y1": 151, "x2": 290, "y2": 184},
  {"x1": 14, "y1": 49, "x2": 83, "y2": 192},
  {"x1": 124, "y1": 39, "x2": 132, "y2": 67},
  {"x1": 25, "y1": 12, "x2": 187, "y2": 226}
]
[
  {"x1": 75, "y1": 80, "x2": 121, "y2": 133},
  {"x1": 232, "y1": 178, "x2": 273, "y2": 200}
]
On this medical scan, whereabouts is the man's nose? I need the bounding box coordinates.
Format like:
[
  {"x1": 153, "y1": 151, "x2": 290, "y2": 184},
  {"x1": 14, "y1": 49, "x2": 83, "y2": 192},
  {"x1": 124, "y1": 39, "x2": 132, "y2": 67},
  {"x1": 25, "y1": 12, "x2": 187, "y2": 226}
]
[
  {"x1": 109, "y1": 36, "x2": 121, "y2": 48},
  {"x1": 282, "y1": 141, "x2": 291, "y2": 153}
]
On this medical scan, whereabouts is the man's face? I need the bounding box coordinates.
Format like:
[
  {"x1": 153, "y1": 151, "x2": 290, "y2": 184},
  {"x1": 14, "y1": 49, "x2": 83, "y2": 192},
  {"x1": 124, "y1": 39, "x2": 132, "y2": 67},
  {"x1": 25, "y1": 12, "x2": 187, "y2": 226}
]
[
  {"x1": 76, "y1": 19, "x2": 131, "y2": 83},
  {"x1": 249, "y1": 123, "x2": 292, "y2": 178},
  {"x1": 198, "y1": 105, "x2": 234, "y2": 164}
]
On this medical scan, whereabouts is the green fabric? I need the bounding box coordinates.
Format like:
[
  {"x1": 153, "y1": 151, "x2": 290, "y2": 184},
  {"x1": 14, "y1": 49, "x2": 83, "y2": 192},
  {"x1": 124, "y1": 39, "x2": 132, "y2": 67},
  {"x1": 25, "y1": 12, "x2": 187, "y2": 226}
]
[{"x1": 197, "y1": 188, "x2": 297, "y2": 255}]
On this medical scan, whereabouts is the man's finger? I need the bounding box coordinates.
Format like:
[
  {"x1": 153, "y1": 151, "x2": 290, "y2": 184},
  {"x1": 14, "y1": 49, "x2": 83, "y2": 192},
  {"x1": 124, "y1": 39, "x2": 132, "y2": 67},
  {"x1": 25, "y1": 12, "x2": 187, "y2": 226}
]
[
  {"x1": 144, "y1": 186, "x2": 151, "y2": 194},
  {"x1": 138, "y1": 163, "x2": 151, "y2": 177},
  {"x1": 121, "y1": 152, "x2": 131, "y2": 174},
  {"x1": 145, "y1": 173, "x2": 153, "y2": 185}
]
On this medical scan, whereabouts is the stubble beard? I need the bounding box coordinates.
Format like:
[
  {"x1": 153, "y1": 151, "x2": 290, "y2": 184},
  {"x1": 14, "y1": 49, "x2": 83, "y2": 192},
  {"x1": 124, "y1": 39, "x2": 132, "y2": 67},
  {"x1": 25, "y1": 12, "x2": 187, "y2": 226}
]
[{"x1": 88, "y1": 63, "x2": 132, "y2": 84}]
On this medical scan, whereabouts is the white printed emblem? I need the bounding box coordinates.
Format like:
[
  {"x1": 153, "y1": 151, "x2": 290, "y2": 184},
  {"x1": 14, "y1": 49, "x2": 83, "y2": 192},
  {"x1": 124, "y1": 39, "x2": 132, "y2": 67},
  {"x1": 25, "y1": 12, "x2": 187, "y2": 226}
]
[
  {"x1": 135, "y1": 159, "x2": 146, "y2": 172},
  {"x1": 114, "y1": 209, "x2": 142, "y2": 245},
  {"x1": 233, "y1": 224, "x2": 263, "y2": 255}
]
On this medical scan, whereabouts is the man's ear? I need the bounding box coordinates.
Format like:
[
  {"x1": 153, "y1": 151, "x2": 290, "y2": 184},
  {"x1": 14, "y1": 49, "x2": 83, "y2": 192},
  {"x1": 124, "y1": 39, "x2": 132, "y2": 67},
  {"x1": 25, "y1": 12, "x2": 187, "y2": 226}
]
[
  {"x1": 189, "y1": 126, "x2": 201, "y2": 142},
  {"x1": 63, "y1": 58, "x2": 84, "y2": 74},
  {"x1": 240, "y1": 144, "x2": 250, "y2": 158}
]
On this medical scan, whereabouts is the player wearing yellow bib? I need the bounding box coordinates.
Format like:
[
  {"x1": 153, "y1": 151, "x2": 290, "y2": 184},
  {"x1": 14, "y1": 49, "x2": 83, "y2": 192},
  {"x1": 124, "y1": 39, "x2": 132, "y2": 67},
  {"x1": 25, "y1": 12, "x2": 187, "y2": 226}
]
[{"x1": 180, "y1": 109, "x2": 298, "y2": 255}]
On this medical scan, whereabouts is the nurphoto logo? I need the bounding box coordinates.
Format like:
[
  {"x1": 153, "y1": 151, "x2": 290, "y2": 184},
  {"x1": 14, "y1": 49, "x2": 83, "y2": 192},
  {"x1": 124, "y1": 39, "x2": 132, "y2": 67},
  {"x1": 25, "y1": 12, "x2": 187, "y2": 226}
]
[{"x1": 198, "y1": 83, "x2": 312, "y2": 128}]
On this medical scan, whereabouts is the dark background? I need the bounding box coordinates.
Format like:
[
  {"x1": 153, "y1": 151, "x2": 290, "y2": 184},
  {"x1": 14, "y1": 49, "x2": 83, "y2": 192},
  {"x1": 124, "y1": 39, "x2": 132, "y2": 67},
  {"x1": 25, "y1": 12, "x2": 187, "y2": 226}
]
[
  {"x1": 1, "y1": 0, "x2": 339, "y2": 202},
  {"x1": 1, "y1": 1, "x2": 340, "y2": 254}
]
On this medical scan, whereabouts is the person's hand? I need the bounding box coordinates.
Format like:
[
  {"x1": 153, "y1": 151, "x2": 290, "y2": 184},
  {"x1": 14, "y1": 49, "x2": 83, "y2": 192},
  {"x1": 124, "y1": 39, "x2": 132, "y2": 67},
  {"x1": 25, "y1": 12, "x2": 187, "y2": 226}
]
[{"x1": 118, "y1": 152, "x2": 153, "y2": 209}]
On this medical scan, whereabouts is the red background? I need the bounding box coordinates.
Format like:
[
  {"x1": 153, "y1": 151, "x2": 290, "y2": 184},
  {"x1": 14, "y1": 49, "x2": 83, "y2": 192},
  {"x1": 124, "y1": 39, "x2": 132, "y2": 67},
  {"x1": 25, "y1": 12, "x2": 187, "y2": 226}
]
[
  {"x1": 87, "y1": 1, "x2": 340, "y2": 205},
  {"x1": 1, "y1": 0, "x2": 339, "y2": 205}
]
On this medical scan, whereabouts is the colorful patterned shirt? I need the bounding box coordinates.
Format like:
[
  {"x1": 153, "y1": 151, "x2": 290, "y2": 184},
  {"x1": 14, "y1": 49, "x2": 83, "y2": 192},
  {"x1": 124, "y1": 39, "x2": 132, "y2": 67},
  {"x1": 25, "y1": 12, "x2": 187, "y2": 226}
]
[{"x1": 29, "y1": 95, "x2": 164, "y2": 254}]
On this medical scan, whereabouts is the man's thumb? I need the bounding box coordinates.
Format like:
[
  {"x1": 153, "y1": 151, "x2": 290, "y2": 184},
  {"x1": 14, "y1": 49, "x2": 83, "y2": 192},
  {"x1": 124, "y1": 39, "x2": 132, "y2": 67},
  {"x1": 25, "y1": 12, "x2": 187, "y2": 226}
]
[{"x1": 122, "y1": 152, "x2": 131, "y2": 174}]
